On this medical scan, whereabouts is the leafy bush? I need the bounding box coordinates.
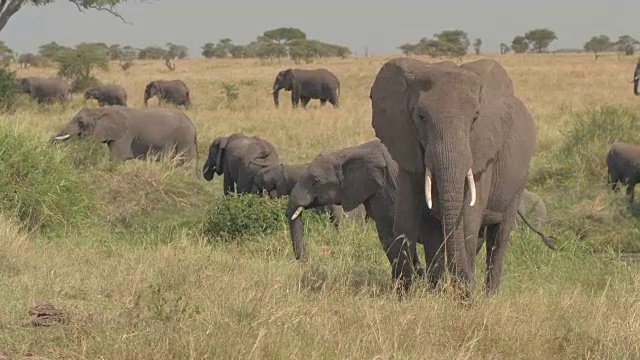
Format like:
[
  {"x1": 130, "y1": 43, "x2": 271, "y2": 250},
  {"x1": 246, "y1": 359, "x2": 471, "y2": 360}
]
[
  {"x1": 220, "y1": 82, "x2": 239, "y2": 103},
  {"x1": 71, "y1": 76, "x2": 101, "y2": 93},
  {"x1": 530, "y1": 105, "x2": 640, "y2": 252},
  {"x1": 0, "y1": 127, "x2": 94, "y2": 234},
  {"x1": 202, "y1": 194, "x2": 288, "y2": 242},
  {"x1": 0, "y1": 66, "x2": 19, "y2": 112}
]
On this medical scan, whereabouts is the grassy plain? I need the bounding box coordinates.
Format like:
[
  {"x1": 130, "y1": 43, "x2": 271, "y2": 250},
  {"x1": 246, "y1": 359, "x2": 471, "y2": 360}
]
[{"x1": 1, "y1": 53, "x2": 640, "y2": 358}]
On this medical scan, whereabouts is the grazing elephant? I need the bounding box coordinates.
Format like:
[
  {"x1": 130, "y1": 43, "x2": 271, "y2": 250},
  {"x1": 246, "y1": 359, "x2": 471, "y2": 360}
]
[
  {"x1": 16, "y1": 77, "x2": 71, "y2": 104},
  {"x1": 285, "y1": 139, "x2": 427, "y2": 277},
  {"x1": 84, "y1": 84, "x2": 128, "y2": 107},
  {"x1": 607, "y1": 141, "x2": 640, "y2": 202},
  {"x1": 517, "y1": 189, "x2": 547, "y2": 229},
  {"x1": 370, "y1": 58, "x2": 556, "y2": 299},
  {"x1": 272, "y1": 68, "x2": 340, "y2": 109},
  {"x1": 202, "y1": 133, "x2": 280, "y2": 196},
  {"x1": 252, "y1": 162, "x2": 368, "y2": 228},
  {"x1": 144, "y1": 79, "x2": 191, "y2": 108},
  {"x1": 49, "y1": 106, "x2": 198, "y2": 165}
]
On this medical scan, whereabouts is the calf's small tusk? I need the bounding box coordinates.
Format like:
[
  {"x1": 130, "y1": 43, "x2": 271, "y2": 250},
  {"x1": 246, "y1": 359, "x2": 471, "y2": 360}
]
[
  {"x1": 290, "y1": 206, "x2": 304, "y2": 221},
  {"x1": 424, "y1": 168, "x2": 433, "y2": 209},
  {"x1": 54, "y1": 134, "x2": 71, "y2": 141}
]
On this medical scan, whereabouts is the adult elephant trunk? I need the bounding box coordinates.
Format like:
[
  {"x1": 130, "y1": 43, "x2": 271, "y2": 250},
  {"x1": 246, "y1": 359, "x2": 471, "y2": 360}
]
[
  {"x1": 286, "y1": 185, "x2": 314, "y2": 260},
  {"x1": 634, "y1": 77, "x2": 639, "y2": 96},
  {"x1": 273, "y1": 84, "x2": 281, "y2": 108},
  {"x1": 426, "y1": 133, "x2": 475, "y2": 296}
]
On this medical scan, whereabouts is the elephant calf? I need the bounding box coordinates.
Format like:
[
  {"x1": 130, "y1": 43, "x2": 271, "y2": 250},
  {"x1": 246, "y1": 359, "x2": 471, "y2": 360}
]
[
  {"x1": 144, "y1": 79, "x2": 191, "y2": 108},
  {"x1": 16, "y1": 76, "x2": 71, "y2": 104},
  {"x1": 517, "y1": 189, "x2": 547, "y2": 229},
  {"x1": 607, "y1": 141, "x2": 640, "y2": 202},
  {"x1": 273, "y1": 68, "x2": 340, "y2": 109},
  {"x1": 84, "y1": 84, "x2": 128, "y2": 107},
  {"x1": 202, "y1": 133, "x2": 280, "y2": 196},
  {"x1": 253, "y1": 162, "x2": 367, "y2": 228}
]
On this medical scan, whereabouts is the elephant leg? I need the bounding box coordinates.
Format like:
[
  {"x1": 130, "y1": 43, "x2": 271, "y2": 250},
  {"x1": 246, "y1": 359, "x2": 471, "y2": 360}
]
[
  {"x1": 484, "y1": 199, "x2": 519, "y2": 296},
  {"x1": 389, "y1": 169, "x2": 423, "y2": 293},
  {"x1": 223, "y1": 170, "x2": 235, "y2": 196},
  {"x1": 301, "y1": 96, "x2": 311, "y2": 108},
  {"x1": 627, "y1": 181, "x2": 636, "y2": 202},
  {"x1": 421, "y1": 211, "x2": 445, "y2": 289},
  {"x1": 327, "y1": 205, "x2": 342, "y2": 229},
  {"x1": 329, "y1": 90, "x2": 339, "y2": 108},
  {"x1": 320, "y1": 99, "x2": 327, "y2": 107},
  {"x1": 291, "y1": 89, "x2": 300, "y2": 108}
]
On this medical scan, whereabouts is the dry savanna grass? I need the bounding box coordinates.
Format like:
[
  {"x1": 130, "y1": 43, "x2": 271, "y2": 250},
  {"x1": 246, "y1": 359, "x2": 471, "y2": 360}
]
[{"x1": 1, "y1": 53, "x2": 640, "y2": 358}]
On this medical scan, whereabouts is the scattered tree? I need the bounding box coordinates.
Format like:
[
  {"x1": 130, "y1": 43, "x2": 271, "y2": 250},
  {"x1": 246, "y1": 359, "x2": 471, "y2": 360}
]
[
  {"x1": 499, "y1": 43, "x2": 511, "y2": 55},
  {"x1": 511, "y1": 36, "x2": 529, "y2": 54},
  {"x1": 56, "y1": 42, "x2": 109, "y2": 92},
  {"x1": 473, "y1": 38, "x2": 482, "y2": 55},
  {"x1": 524, "y1": 28, "x2": 557, "y2": 53},
  {"x1": 138, "y1": 46, "x2": 168, "y2": 60},
  {"x1": 165, "y1": 42, "x2": 188, "y2": 59},
  {"x1": 38, "y1": 41, "x2": 72, "y2": 61},
  {"x1": 398, "y1": 29, "x2": 470, "y2": 59},
  {"x1": 0, "y1": 40, "x2": 13, "y2": 66},
  {"x1": 615, "y1": 35, "x2": 640, "y2": 56},
  {"x1": 18, "y1": 53, "x2": 40, "y2": 68},
  {"x1": 584, "y1": 35, "x2": 612, "y2": 60}
]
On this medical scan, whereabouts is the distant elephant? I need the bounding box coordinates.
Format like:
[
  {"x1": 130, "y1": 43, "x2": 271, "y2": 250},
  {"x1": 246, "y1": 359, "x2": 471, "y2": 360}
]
[
  {"x1": 607, "y1": 141, "x2": 640, "y2": 202},
  {"x1": 252, "y1": 162, "x2": 368, "y2": 228},
  {"x1": 285, "y1": 139, "x2": 427, "y2": 277},
  {"x1": 16, "y1": 76, "x2": 71, "y2": 104},
  {"x1": 202, "y1": 133, "x2": 280, "y2": 196},
  {"x1": 144, "y1": 79, "x2": 191, "y2": 108},
  {"x1": 272, "y1": 68, "x2": 340, "y2": 109},
  {"x1": 370, "y1": 57, "x2": 556, "y2": 299},
  {"x1": 49, "y1": 106, "x2": 198, "y2": 166},
  {"x1": 633, "y1": 61, "x2": 640, "y2": 96},
  {"x1": 84, "y1": 84, "x2": 128, "y2": 107}
]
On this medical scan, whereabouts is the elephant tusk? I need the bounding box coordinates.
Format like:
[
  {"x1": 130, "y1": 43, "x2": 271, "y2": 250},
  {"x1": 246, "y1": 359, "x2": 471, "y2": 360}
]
[
  {"x1": 424, "y1": 168, "x2": 433, "y2": 209},
  {"x1": 290, "y1": 206, "x2": 304, "y2": 221},
  {"x1": 467, "y1": 169, "x2": 476, "y2": 206},
  {"x1": 54, "y1": 134, "x2": 71, "y2": 141}
]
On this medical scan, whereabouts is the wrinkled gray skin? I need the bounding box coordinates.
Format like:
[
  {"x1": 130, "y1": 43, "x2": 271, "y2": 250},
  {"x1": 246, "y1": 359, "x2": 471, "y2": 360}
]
[
  {"x1": 144, "y1": 79, "x2": 191, "y2": 108},
  {"x1": 273, "y1": 68, "x2": 340, "y2": 109},
  {"x1": 202, "y1": 133, "x2": 280, "y2": 196},
  {"x1": 607, "y1": 141, "x2": 640, "y2": 202},
  {"x1": 371, "y1": 58, "x2": 556, "y2": 300},
  {"x1": 517, "y1": 189, "x2": 547, "y2": 229},
  {"x1": 252, "y1": 162, "x2": 368, "y2": 228},
  {"x1": 84, "y1": 84, "x2": 128, "y2": 107},
  {"x1": 285, "y1": 139, "x2": 427, "y2": 278},
  {"x1": 16, "y1": 77, "x2": 71, "y2": 104},
  {"x1": 49, "y1": 106, "x2": 198, "y2": 166}
]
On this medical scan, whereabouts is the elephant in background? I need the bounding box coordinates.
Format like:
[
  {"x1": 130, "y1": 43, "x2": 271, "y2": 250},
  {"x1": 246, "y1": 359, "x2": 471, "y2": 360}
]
[
  {"x1": 607, "y1": 141, "x2": 640, "y2": 202},
  {"x1": 202, "y1": 133, "x2": 280, "y2": 196},
  {"x1": 144, "y1": 79, "x2": 191, "y2": 108},
  {"x1": 272, "y1": 68, "x2": 340, "y2": 109},
  {"x1": 84, "y1": 84, "x2": 128, "y2": 107},
  {"x1": 285, "y1": 139, "x2": 427, "y2": 277},
  {"x1": 16, "y1": 76, "x2": 71, "y2": 104},
  {"x1": 371, "y1": 58, "x2": 556, "y2": 299},
  {"x1": 49, "y1": 106, "x2": 198, "y2": 166},
  {"x1": 633, "y1": 61, "x2": 640, "y2": 96},
  {"x1": 252, "y1": 162, "x2": 368, "y2": 228}
]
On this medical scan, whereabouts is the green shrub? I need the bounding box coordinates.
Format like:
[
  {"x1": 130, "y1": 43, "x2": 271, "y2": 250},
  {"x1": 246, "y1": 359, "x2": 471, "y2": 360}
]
[
  {"x1": 529, "y1": 105, "x2": 640, "y2": 252},
  {"x1": 0, "y1": 127, "x2": 94, "y2": 234},
  {"x1": 70, "y1": 76, "x2": 101, "y2": 93},
  {"x1": 0, "y1": 66, "x2": 19, "y2": 112}
]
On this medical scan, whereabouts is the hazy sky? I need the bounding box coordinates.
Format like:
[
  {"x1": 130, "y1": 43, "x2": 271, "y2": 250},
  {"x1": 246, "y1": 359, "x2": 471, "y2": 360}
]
[{"x1": 1, "y1": 0, "x2": 638, "y2": 57}]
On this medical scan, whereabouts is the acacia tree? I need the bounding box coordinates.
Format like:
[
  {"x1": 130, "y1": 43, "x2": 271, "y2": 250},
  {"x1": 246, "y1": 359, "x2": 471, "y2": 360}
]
[
  {"x1": 584, "y1": 35, "x2": 612, "y2": 60},
  {"x1": 0, "y1": 0, "x2": 144, "y2": 34},
  {"x1": 524, "y1": 28, "x2": 557, "y2": 53},
  {"x1": 473, "y1": 38, "x2": 482, "y2": 55}
]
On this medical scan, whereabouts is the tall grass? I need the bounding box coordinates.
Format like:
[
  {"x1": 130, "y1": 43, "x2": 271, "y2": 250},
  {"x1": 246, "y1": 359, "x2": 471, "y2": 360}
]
[{"x1": 0, "y1": 54, "x2": 639, "y2": 358}]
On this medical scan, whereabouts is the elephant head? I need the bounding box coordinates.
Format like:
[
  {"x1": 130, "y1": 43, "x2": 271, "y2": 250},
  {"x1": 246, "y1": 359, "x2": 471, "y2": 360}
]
[
  {"x1": 633, "y1": 61, "x2": 640, "y2": 96},
  {"x1": 272, "y1": 69, "x2": 294, "y2": 108},
  {"x1": 143, "y1": 81, "x2": 162, "y2": 106},
  {"x1": 253, "y1": 164, "x2": 284, "y2": 198},
  {"x1": 15, "y1": 78, "x2": 31, "y2": 94},
  {"x1": 286, "y1": 140, "x2": 393, "y2": 259},
  {"x1": 202, "y1": 136, "x2": 229, "y2": 181},
  {"x1": 371, "y1": 58, "x2": 520, "y2": 292},
  {"x1": 49, "y1": 107, "x2": 128, "y2": 144},
  {"x1": 83, "y1": 87, "x2": 99, "y2": 101}
]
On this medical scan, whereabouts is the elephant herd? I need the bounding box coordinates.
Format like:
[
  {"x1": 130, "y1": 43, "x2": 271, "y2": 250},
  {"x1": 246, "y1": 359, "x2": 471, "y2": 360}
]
[{"x1": 27, "y1": 59, "x2": 567, "y2": 302}]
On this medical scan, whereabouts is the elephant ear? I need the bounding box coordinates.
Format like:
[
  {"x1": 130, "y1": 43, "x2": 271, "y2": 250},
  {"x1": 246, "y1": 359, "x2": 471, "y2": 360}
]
[
  {"x1": 371, "y1": 57, "x2": 438, "y2": 173},
  {"x1": 461, "y1": 59, "x2": 517, "y2": 174},
  {"x1": 337, "y1": 141, "x2": 387, "y2": 211},
  {"x1": 250, "y1": 139, "x2": 280, "y2": 167},
  {"x1": 92, "y1": 108, "x2": 127, "y2": 143},
  {"x1": 215, "y1": 137, "x2": 229, "y2": 173}
]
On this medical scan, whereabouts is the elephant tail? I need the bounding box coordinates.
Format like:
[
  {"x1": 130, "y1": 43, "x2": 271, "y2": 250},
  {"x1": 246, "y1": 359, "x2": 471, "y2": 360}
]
[
  {"x1": 517, "y1": 210, "x2": 558, "y2": 250},
  {"x1": 192, "y1": 133, "x2": 200, "y2": 178}
]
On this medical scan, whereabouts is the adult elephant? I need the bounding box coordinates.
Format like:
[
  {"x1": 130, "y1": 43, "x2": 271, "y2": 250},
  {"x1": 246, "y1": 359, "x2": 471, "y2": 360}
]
[
  {"x1": 606, "y1": 141, "x2": 640, "y2": 202},
  {"x1": 84, "y1": 84, "x2": 128, "y2": 107},
  {"x1": 253, "y1": 162, "x2": 368, "y2": 228},
  {"x1": 370, "y1": 58, "x2": 552, "y2": 299},
  {"x1": 144, "y1": 79, "x2": 191, "y2": 108},
  {"x1": 285, "y1": 139, "x2": 427, "y2": 277},
  {"x1": 49, "y1": 106, "x2": 198, "y2": 166},
  {"x1": 202, "y1": 133, "x2": 280, "y2": 196},
  {"x1": 272, "y1": 68, "x2": 340, "y2": 109},
  {"x1": 16, "y1": 76, "x2": 71, "y2": 104}
]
